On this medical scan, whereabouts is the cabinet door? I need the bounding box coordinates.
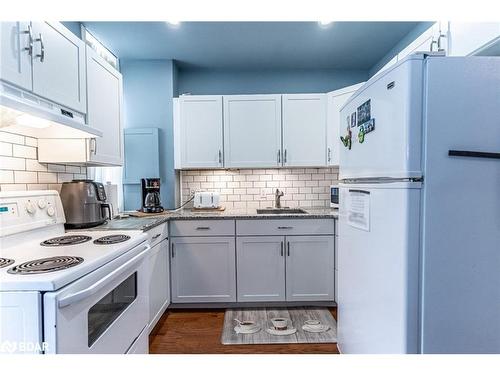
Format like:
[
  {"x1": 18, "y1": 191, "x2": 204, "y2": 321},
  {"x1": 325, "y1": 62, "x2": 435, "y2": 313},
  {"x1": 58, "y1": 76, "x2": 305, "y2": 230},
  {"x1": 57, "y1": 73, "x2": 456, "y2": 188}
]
[
  {"x1": 282, "y1": 94, "x2": 327, "y2": 167},
  {"x1": 170, "y1": 236, "x2": 236, "y2": 303},
  {"x1": 148, "y1": 239, "x2": 170, "y2": 331},
  {"x1": 326, "y1": 83, "x2": 364, "y2": 166},
  {"x1": 236, "y1": 236, "x2": 286, "y2": 302},
  {"x1": 86, "y1": 46, "x2": 123, "y2": 165},
  {"x1": 31, "y1": 22, "x2": 86, "y2": 113},
  {"x1": 180, "y1": 95, "x2": 223, "y2": 168},
  {"x1": 223, "y1": 95, "x2": 282, "y2": 168},
  {"x1": 286, "y1": 235, "x2": 335, "y2": 301},
  {"x1": 0, "y1": 21, "x2": 32, "y2": 90}
]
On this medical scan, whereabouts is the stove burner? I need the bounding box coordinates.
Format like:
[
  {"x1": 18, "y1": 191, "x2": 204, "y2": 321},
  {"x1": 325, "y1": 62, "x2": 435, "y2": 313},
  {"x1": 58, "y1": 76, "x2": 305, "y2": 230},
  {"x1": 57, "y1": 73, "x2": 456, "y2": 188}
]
[
  {"x1": 0, "y1": 258, "x2": 15, "y2": 269},
  {"x1": 7, "y1": 256, "x2": 84, "y2": 275},
  {"x1": 93, "y1": 234, "x2": 131, "y2": 245},
  {"x1": 40, "y1": 235, "x2": 92, "y2": 247}
]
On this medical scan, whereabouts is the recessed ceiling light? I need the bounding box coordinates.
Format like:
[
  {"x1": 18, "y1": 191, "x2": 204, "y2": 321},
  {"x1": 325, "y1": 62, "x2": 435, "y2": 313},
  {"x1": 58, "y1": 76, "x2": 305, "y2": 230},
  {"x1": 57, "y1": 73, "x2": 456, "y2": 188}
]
[
  {"x1": 318, "y1": 21, "x2": 333, "y2": 27},
  {"x1": 166, "y1": 21, "x2": 181, "y2": 26}
]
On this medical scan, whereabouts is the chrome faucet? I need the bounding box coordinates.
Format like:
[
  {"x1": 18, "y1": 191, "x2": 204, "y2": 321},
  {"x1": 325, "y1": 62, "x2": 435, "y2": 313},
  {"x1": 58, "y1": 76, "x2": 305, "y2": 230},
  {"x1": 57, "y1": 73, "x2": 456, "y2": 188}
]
[{"x1": 274, "y1": 189, "x2": 284, "y2": 209}]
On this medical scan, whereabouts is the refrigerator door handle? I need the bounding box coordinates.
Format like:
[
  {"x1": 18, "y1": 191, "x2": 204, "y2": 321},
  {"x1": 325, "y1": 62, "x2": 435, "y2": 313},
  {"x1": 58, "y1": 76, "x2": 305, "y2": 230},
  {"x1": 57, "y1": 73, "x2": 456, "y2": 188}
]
[{"x1": 448, "y1": 150, "x2": 500, "y2": 160}]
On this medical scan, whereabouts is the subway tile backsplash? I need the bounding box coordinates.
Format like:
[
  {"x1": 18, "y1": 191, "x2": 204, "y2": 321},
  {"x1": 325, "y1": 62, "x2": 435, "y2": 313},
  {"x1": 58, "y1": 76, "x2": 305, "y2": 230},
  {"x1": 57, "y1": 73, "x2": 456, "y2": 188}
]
[
  {"x1": 181, "y1": 167, "x2": 339, "y2": 209},
  {"x1": 0, "y1": 131, "x2": 87, "y2": 192}
]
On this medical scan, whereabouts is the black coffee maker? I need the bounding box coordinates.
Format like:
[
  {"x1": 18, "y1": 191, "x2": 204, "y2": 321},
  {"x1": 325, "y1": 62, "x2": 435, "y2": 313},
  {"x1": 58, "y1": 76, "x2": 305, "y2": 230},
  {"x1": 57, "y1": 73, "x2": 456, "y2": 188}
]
[{"x1": 141, "y1": 178, "x2": 164, "y2": 213}]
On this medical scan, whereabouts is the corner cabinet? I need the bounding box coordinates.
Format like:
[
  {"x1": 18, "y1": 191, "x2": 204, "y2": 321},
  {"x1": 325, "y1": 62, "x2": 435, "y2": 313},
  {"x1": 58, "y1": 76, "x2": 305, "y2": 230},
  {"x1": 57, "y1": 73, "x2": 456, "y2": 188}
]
[
  {"x1": 170, "y1": 236, "x2": 236, "y2": 303},
  {"x1": 282, "y1": 94, "x2": 327, "y2": 167},
  {"x1": 85, "y1": 46, "x2": 123, "y2": 165},
  {"x1": 38, "y1": 46, "x2": 124, "y2": 166},
  {"x1": 326, "y1": 83, "x2": 364, "y2": 166},
  {"x1": 223, "y1": 95, "x2": 282, "y2": 168},
  {"x1": 179, "y1": 95, "x2": 224, "y2": 169}
]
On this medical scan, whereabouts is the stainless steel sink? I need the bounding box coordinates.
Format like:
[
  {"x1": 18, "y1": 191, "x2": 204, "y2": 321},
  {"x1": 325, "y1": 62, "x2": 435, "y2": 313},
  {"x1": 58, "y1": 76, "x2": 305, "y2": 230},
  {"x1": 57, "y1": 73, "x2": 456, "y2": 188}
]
[{"x1": 256, "y1": 208, "x2": 308, "y2": 215}]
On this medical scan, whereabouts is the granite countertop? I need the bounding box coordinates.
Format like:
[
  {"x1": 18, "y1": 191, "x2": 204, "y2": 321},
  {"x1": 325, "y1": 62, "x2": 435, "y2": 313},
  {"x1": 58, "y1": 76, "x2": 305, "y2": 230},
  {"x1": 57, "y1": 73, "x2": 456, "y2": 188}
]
[{"x1": 87, "y1": 207, "x2": 338, "y2": 232}]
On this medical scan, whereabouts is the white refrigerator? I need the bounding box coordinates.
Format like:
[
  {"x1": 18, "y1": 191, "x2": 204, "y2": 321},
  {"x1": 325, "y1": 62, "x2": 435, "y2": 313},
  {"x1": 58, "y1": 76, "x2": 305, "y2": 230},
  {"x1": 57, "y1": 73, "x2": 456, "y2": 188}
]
[{"x1": 337, "y1": 53, "x2": 500, "y2": 353}]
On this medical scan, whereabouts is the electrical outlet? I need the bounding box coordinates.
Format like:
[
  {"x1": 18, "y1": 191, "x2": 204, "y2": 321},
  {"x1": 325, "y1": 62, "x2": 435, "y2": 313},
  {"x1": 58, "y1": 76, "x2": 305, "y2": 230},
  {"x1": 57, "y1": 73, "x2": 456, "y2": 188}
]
[{"x1": 260, "y1": 188, "x2": 267, "y2": 200}]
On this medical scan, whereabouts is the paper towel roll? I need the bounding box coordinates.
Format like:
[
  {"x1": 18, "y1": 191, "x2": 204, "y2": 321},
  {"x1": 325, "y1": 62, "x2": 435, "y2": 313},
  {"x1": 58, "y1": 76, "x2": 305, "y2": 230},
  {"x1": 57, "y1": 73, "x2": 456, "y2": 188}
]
[{"x1": 104, "y1": 182, "x2": 119, "y2": 218}]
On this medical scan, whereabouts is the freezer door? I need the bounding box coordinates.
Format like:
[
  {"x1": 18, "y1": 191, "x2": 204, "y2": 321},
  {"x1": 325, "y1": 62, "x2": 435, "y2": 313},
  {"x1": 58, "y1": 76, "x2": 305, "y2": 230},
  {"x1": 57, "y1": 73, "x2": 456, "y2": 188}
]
[
  {"x1": 421, "y1": 56, "x2": 500, "y2": 353},
  {"x1": 339, "y1": 55, "x2": 424, "y2": 180},
  {"x1": 337, "y1": 181, "x2": 421, "y2": 354}
]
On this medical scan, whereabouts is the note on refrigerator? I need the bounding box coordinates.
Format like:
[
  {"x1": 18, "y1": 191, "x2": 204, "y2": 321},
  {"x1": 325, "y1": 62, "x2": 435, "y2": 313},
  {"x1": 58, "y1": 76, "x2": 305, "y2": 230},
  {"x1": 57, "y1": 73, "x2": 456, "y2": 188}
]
[{"x1": 347, "y1": 189, "x2": 370, "y2": 231}]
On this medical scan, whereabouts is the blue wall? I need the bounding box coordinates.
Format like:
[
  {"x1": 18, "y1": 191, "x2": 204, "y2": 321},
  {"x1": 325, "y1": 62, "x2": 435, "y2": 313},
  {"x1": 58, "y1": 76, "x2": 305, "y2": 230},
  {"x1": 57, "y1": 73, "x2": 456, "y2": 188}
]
[
  {"x1": 121, "y1": 59, "x2": 177, "y2": 209},
  {"x1": 368, "y1": 22, "x2": 435, "y2": 77},
  {"x1": 177, "y1": 68, "x2": 368, "y2": 95}
]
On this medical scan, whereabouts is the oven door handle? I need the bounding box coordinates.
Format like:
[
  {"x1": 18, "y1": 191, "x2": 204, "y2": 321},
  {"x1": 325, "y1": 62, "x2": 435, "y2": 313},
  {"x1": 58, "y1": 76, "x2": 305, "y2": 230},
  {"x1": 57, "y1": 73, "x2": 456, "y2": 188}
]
[{"x1": 58, "y1": 244, "x2": 151, "y2": 308}]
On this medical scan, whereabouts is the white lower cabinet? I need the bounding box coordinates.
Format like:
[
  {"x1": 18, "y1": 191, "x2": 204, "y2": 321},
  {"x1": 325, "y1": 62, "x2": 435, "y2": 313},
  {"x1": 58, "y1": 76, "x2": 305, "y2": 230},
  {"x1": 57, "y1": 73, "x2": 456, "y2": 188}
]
[
  {"x1": 236, "y1": 234, "x2": 335, "y2": 303},
  {"x1": 148, "y1": 238, "x2": 170, "y2": 332},
  {"x1": 286, "y1": 235, "x2": 335, "y2": 302},
  {"x1": 170, "y1": 236, "x2": 236, "y2": 303},
  {"x1": 236, "y1": 236, "x2": 286, "y2": 302}
]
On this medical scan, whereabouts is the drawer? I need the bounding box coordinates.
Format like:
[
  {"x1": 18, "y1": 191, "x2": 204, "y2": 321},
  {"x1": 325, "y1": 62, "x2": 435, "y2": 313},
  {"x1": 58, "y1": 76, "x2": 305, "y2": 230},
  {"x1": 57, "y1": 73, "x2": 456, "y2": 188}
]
[
  {"x1": 236, "y1": 219, "x2": 334, "y2": 236},
  {"x1": 147, "y1": 223, "x2": 168, "y2": 247},
  {"x1": 170, "y1": 220, "x2": 235, "y2": 237}
]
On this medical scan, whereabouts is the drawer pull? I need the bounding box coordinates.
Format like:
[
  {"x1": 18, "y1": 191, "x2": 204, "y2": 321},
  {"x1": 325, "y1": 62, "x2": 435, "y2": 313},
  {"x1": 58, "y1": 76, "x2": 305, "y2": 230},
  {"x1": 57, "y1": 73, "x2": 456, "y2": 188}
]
[
  {"x1": 152, "y1": 233, "x2": 161, "y2": 240},
  {"x1": 277, "y1": 226, "x2": 293, "y2": 230},
  {"x1": 196, "y1": 226, "x2": 211, "y2": 230}
]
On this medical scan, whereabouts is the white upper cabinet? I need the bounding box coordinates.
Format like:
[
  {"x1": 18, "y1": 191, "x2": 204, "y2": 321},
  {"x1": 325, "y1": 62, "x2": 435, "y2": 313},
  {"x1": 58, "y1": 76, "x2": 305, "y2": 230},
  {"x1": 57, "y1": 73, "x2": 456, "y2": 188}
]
[
  {"x1": 282, "y1": 94, "x2": 327, "y2": 167},
  {"x1": 223, "y1": 95, "x2": 282, "y2": 168},
  {"x1": 0, "y1": 22, "x2": 33, "y2": 91},
  {"x1": 447, "y1": 22, "x2": 500, "y2": 56},
  {"x1": 28, "y1": 22, "x2": 87, "y2": 113},
  {"x1": 86, "y1": 46, "x2": 123, "y2": 165},
  {"x1": 180, "y1": 95, "x2": 223, "y2": 169},
  {"x1": 31, "y1": 22, "x2": 87, "y2": 113},
  {"x1": 326, "y1": 83, "x2": 364, "y2": 166}
]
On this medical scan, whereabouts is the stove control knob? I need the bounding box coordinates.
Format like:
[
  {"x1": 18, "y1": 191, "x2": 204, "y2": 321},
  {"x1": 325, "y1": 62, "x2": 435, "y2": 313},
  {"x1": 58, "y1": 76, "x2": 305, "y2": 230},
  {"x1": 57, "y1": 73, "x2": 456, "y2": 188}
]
[
  {"x1": 47, "y1": 206, "x2": 55, "y2": 217},
  {"x1": 25, "y1": 201, "x2": 37, "y2": 215},
  {"x1": 38, "y1": 199, "x2": 47, "y2": 209}
]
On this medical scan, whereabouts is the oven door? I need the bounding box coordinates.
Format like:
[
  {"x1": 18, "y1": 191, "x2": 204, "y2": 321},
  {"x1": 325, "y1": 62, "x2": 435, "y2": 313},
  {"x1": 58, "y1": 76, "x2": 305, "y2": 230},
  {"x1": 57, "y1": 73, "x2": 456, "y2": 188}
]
[{"x1": 43, "y1": 242, "x2": 150, "y2": 354}]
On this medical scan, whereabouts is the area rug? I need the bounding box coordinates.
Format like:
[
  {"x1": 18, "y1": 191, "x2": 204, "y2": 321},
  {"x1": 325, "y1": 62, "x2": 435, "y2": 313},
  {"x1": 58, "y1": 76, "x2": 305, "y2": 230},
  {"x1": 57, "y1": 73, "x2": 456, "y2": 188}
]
[{"x1": 221, "y1": 307, "x2": 337, "y2": 345}]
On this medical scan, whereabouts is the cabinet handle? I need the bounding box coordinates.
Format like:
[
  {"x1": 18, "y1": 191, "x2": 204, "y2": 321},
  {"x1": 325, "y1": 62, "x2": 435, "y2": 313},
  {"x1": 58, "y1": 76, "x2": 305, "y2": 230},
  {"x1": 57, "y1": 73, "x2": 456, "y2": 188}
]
[
  {"x1": 328, "y1": 148, "x2": 331, "y2": 162},
  {"x1": 277, "y1": 226, "x2": 293, "y2": 230},
  {"x1": 171, "y1": 243, "x2": 175, "y2": 258},
  {"x1": 287, "y1": 241, "x2": 290, "y2": 257},
  {"x1": 151, "y1": 233, "x2": 161, "y2": 240},
  {"x1": 277, "y1": 150, "x2": 281, "y2": 164},
  {"x1": 280, "y1": 241, "x2": 284, "y2": 257},
  {"x1": 218, "y1": 150, "x2": 222, "y2": 164},
  {"x1": 196, "y1": 226, "x2": 210, "y2": 230},
  {"x1": 22, "y1": 24, "x2": 33, "y2": 56},
  {"x1": 284, "y1": 149, "x2": 287, "y2": 164},
  {"x1": 35, "y1": 33, "x2": 44, "y2": 62}
]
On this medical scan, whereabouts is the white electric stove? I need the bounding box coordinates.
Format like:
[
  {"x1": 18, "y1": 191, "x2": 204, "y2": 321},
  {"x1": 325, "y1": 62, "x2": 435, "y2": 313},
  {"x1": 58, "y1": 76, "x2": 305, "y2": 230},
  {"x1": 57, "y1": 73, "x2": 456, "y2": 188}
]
[{"x1": 0, "y1": 190, "x2": 150, "y2": 354}]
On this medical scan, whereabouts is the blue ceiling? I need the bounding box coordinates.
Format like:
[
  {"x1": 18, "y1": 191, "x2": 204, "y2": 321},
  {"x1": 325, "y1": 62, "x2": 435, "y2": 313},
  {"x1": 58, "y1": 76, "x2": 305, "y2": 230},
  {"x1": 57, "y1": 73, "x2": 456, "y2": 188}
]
[{"x1": 82, "y1": 21, "x2": 424, "y2": 70}]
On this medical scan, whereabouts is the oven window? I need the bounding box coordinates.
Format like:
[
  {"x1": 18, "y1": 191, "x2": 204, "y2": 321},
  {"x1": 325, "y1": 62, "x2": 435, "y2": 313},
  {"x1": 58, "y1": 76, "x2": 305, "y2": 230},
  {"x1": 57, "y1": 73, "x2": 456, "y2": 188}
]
[{"x1": 88, "y1": 272, "x2": 137, "y2": 347}]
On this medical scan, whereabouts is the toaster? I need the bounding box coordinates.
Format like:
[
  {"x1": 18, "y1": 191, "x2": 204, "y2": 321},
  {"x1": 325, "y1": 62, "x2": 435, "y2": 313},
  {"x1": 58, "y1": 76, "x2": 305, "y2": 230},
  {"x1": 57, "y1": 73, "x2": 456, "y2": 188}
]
[{"x1": 193, "y1": 192, "x2": 220, "y2": 208}]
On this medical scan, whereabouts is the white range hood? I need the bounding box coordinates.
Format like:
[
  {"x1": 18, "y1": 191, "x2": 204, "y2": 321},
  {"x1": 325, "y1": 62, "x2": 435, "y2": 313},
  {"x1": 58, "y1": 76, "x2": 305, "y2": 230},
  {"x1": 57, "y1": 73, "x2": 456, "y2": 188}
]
[{"x1": 0, "y1": 81, "x2": 102, "y2": 139}]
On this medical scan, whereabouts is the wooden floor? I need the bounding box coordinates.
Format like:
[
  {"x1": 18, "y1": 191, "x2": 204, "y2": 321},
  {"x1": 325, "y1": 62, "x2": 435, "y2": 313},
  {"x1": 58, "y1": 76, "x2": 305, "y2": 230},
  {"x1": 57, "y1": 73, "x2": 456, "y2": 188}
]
[{"x1": 149, "y1": 307, "x2": 339, "y2": 354}]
